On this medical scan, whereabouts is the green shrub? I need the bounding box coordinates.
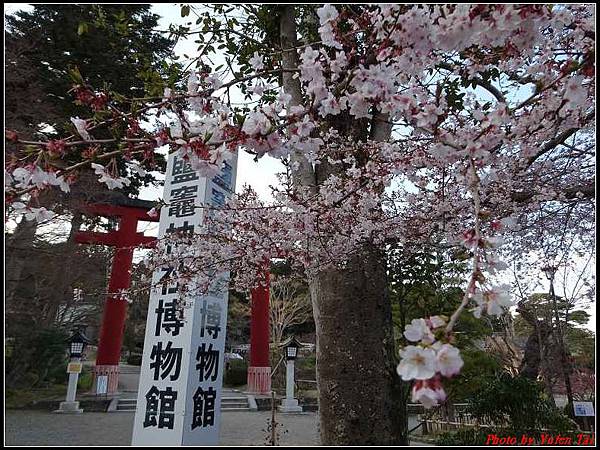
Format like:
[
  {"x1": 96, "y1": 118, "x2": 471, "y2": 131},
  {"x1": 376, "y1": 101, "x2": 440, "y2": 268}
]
[
  {"x1": 5, "y1": 388, "x2": 36, "y2": 409},
  {"x1": 21, "y1": 372, "x2": 40, "y2": 387},
  {"x1": 5, "y1": 339, "x2": 15, "y2": 359},
  {"x1": 435, "y1": 428, "x2": 491, "y2": 446},
  {"x1": 47, "y1": 362, "x2": 69, "y2": 385},
  {"x1": 467, "y1": 373, "x2": 576, "y2": 432},
  {"x1": 432, "y1": 375, "x2": 578, "y2": 445},
  {"x1": 6, "y1": 328, "x2": 68, "y2": 388},
  {"x1": 296, "y1": 354, "x2": 316, "y2": 380},
  {"x1": 224, "y1": 359, "x2": 248, "y2": 386},
  {"x1": 127, "y1": 353, "x2": 143, "y2": 366},
  {"x1": 299, "y1": 354, "x2": 316, "y2": 369},
  {"x1": 78, "y1": 370, "x2": 93, "y2": 390}
]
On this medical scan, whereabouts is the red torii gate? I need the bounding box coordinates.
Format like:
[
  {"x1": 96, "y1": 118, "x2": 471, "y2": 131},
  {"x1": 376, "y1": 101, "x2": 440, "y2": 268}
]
[
  {"x1": 75, "y1": 196, "x2": 272, "y2": 395},
  {"x1": 75, "y1": 198, "x2": 158, "y2": 393}
]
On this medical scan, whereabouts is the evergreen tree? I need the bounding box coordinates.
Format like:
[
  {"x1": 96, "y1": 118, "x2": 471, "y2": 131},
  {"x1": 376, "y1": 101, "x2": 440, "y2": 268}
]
[
  {"x1": 5, "y1": 5, "x2": 178, "y2": 388},
  {"x1": 515, "y1": 293, "x2": 594, "y2": 391},
  {"x1": 388, "y1": 245, "x2": 499, "y2": 405},
  {"x1": 6, "y1": 4, "x2": 177, "y2": 135}
]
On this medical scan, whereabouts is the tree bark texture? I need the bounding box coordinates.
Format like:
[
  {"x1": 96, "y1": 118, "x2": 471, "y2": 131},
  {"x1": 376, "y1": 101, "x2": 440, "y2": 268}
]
[
  {"x1": 279, "y1": 5, "x2": 317, "y2": 193},
  {"x1": 309, "y1": 245, "x2": 406, "y2": 444},
  {"x1": 279, "y1": 6, "x2": 406, "y2": 444},
  {"x1": 517, "y1": 300, "x2": 553, "y2": 380},
  {"x1": 5, "y1": 217, "x2": 38, "y2": 308}
]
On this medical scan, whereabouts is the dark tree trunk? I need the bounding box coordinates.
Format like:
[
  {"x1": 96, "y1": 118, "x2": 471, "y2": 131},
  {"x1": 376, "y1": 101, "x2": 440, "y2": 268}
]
[
  {"x1": 309, "y1": 245, "x2": 407, "y2": 444},
  {"x1": 41, "y1": 212, "x2": 85, "y2": 328},
  {"x1": 5, "y1": 218, "x2": 38, "y2": 308},
  {"x1": 517, "y1": 301, "x2": 553, "y2": 380}
]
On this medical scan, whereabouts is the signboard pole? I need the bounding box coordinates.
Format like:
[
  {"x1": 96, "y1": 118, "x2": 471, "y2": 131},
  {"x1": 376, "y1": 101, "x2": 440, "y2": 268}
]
[
  {"x1": 66, "y1": 360, "x2": 80, "y2": 402},
  {"x1": 132, "y1": 151, "x2": 237, "y2": 445}
]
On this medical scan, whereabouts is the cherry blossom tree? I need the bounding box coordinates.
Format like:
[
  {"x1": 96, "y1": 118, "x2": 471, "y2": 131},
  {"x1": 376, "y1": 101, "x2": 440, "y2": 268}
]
[
  {"x1": 5, "y1": 4, "x2": 595, "y2": 444},
  {"x1": 269, "y1": 276, "x2": 312, "y2": 349}
]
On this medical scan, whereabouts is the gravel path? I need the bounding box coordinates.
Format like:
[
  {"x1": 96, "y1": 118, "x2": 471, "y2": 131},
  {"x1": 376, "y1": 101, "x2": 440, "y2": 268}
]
[
  {"x1": 5, "y1": 410, "x2": 319, "y2": 446},
  {"x1": 6, "y1": 409, "x2": 431, "y2": 446}
]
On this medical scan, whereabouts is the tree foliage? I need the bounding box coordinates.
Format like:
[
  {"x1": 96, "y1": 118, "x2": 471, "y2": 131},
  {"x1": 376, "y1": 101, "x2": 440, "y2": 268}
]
[
  {"x1": 467, "y1": 373, "x2": 576, "y2": 433},
  {"x1": 6, "y1": 5, "x2": 176, "y2": 129},
  {"x1": 388, "y1": 245, "x2": 502, "y2": 402}
]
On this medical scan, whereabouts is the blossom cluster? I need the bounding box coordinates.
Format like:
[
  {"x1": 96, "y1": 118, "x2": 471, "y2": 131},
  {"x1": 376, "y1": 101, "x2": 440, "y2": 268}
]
[
  {"x1": 115, "y1": 8, "x2": 591, "y2": 410},
  {"x1": 397, "y1": 317, "x2": 463, "y2": 408},
  {"x1": 7, "y1": 166, "x2": 71, "y2": 193},
  {"x1": 90, "y1": 163, "x2": 131, "y2": 190},
  {"x1": 10, "y1": 201, "x2": 56, "y2": 222}
]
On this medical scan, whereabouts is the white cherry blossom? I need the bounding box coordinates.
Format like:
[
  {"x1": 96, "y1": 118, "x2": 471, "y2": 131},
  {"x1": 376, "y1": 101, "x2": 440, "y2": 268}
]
[
  {"x1": 316, "y1": 4, "x2": 339, "y2": 25},
  {"x1": 435, "y1": 344, "x2": 464, "y2": 377},
  {"x1": 472, "y1": 285, "x2": 513, "y2": 318},
  {"x1": 428, "y1": 316, "x2": 446, "y2": 329},
  {"x1": 403, "y1": 318, "x2": 434, "y2": 344},
  {"x1": 70, "y1": 117, "x2": 91, "y2": 140},
  {"x1": 24, "y1": 207, "x2": 56, "y2": 222},
  {"x1": 249, "y1": 51, "x2": 264, "y2": 71},
  {"x1": 128, "y1": 162, "x2": 147, "y2": 177},
  {"x1": 91, "y1": 162, "x2": 131, "y2": 190},
  {"x1": 397, "y1": 346, "x2": 437, "y2": 381},
  {"x1": 5, "y1": 4, "x2": 595, "y2": 410},
  {"x1": 411, "y1": 384, "x2": 447, "y2": 409}
]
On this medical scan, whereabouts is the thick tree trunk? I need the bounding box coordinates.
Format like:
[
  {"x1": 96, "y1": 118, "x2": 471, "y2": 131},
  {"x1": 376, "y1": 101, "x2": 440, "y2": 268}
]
[
  {"x1": 309, "y1": 246, "x2": 406, "y2": 445},
  {"x1": 279, "y1": 6, "x2": 406, "y2": 444}
]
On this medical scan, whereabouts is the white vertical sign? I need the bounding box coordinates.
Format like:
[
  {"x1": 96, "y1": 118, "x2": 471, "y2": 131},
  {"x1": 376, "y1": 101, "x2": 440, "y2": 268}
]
[
  {"x1": 132, "y1": 152, "x2": 237, "y2": 446},
  {"x1": 96, "y1": 375, "x2": 108, "y2": 395}
]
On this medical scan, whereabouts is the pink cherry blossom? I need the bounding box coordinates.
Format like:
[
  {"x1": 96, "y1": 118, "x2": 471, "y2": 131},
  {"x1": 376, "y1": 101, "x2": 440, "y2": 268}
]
[
  {"x1": 411, "y1": 381, "x2": 447, "y2": 409},
  {"x1": 5, "y1": 4, "x2": 595, "y2": 409}
]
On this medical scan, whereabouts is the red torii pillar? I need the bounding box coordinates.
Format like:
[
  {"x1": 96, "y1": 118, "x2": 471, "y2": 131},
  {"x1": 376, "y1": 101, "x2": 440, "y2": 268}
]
[
  {"x1": 247, "y1": 269, "x2": 272, "y2": 394},
  {"x1": 75, "y1": 202, "x2": 157, "y2": 393}
]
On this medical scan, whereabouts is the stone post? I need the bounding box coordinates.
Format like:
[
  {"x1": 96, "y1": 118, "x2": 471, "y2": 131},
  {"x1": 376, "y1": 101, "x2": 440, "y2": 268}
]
[
  {"x1": 279, "y1": 359, "x2": 302, "y2": 413},
  {"x1": 54, "y1": 357, "x2": 83, "y2": 414}
]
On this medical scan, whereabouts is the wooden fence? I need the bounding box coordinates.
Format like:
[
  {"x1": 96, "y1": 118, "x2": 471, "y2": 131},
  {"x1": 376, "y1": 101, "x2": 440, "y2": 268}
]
[{"x1": 416, "y1": 415, "x2": 595, "y2": 439}]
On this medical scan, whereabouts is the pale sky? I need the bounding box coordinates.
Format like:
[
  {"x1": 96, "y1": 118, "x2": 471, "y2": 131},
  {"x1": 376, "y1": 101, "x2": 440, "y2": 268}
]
[
  {"x1": 4, "y1": 4, "x2": 596, "y2": 331},
  {"x1": 130, "y1": 4, "x2": 285, "y2": 205}
]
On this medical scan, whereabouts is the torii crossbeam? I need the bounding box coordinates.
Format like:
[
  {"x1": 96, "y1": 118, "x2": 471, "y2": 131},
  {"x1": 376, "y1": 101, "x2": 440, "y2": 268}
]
[{"x1": 75, "y1": 198, "x2": 158, "y2": 393}]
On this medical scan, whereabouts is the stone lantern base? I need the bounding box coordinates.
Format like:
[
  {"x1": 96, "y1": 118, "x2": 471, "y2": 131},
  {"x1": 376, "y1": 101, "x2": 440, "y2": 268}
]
[
  {"x1": 54, "y1": 401, "x2": 83, "y2": 414},
  {"x1": 278, "y1": 398, "x2": 303, "y2": 413}
]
